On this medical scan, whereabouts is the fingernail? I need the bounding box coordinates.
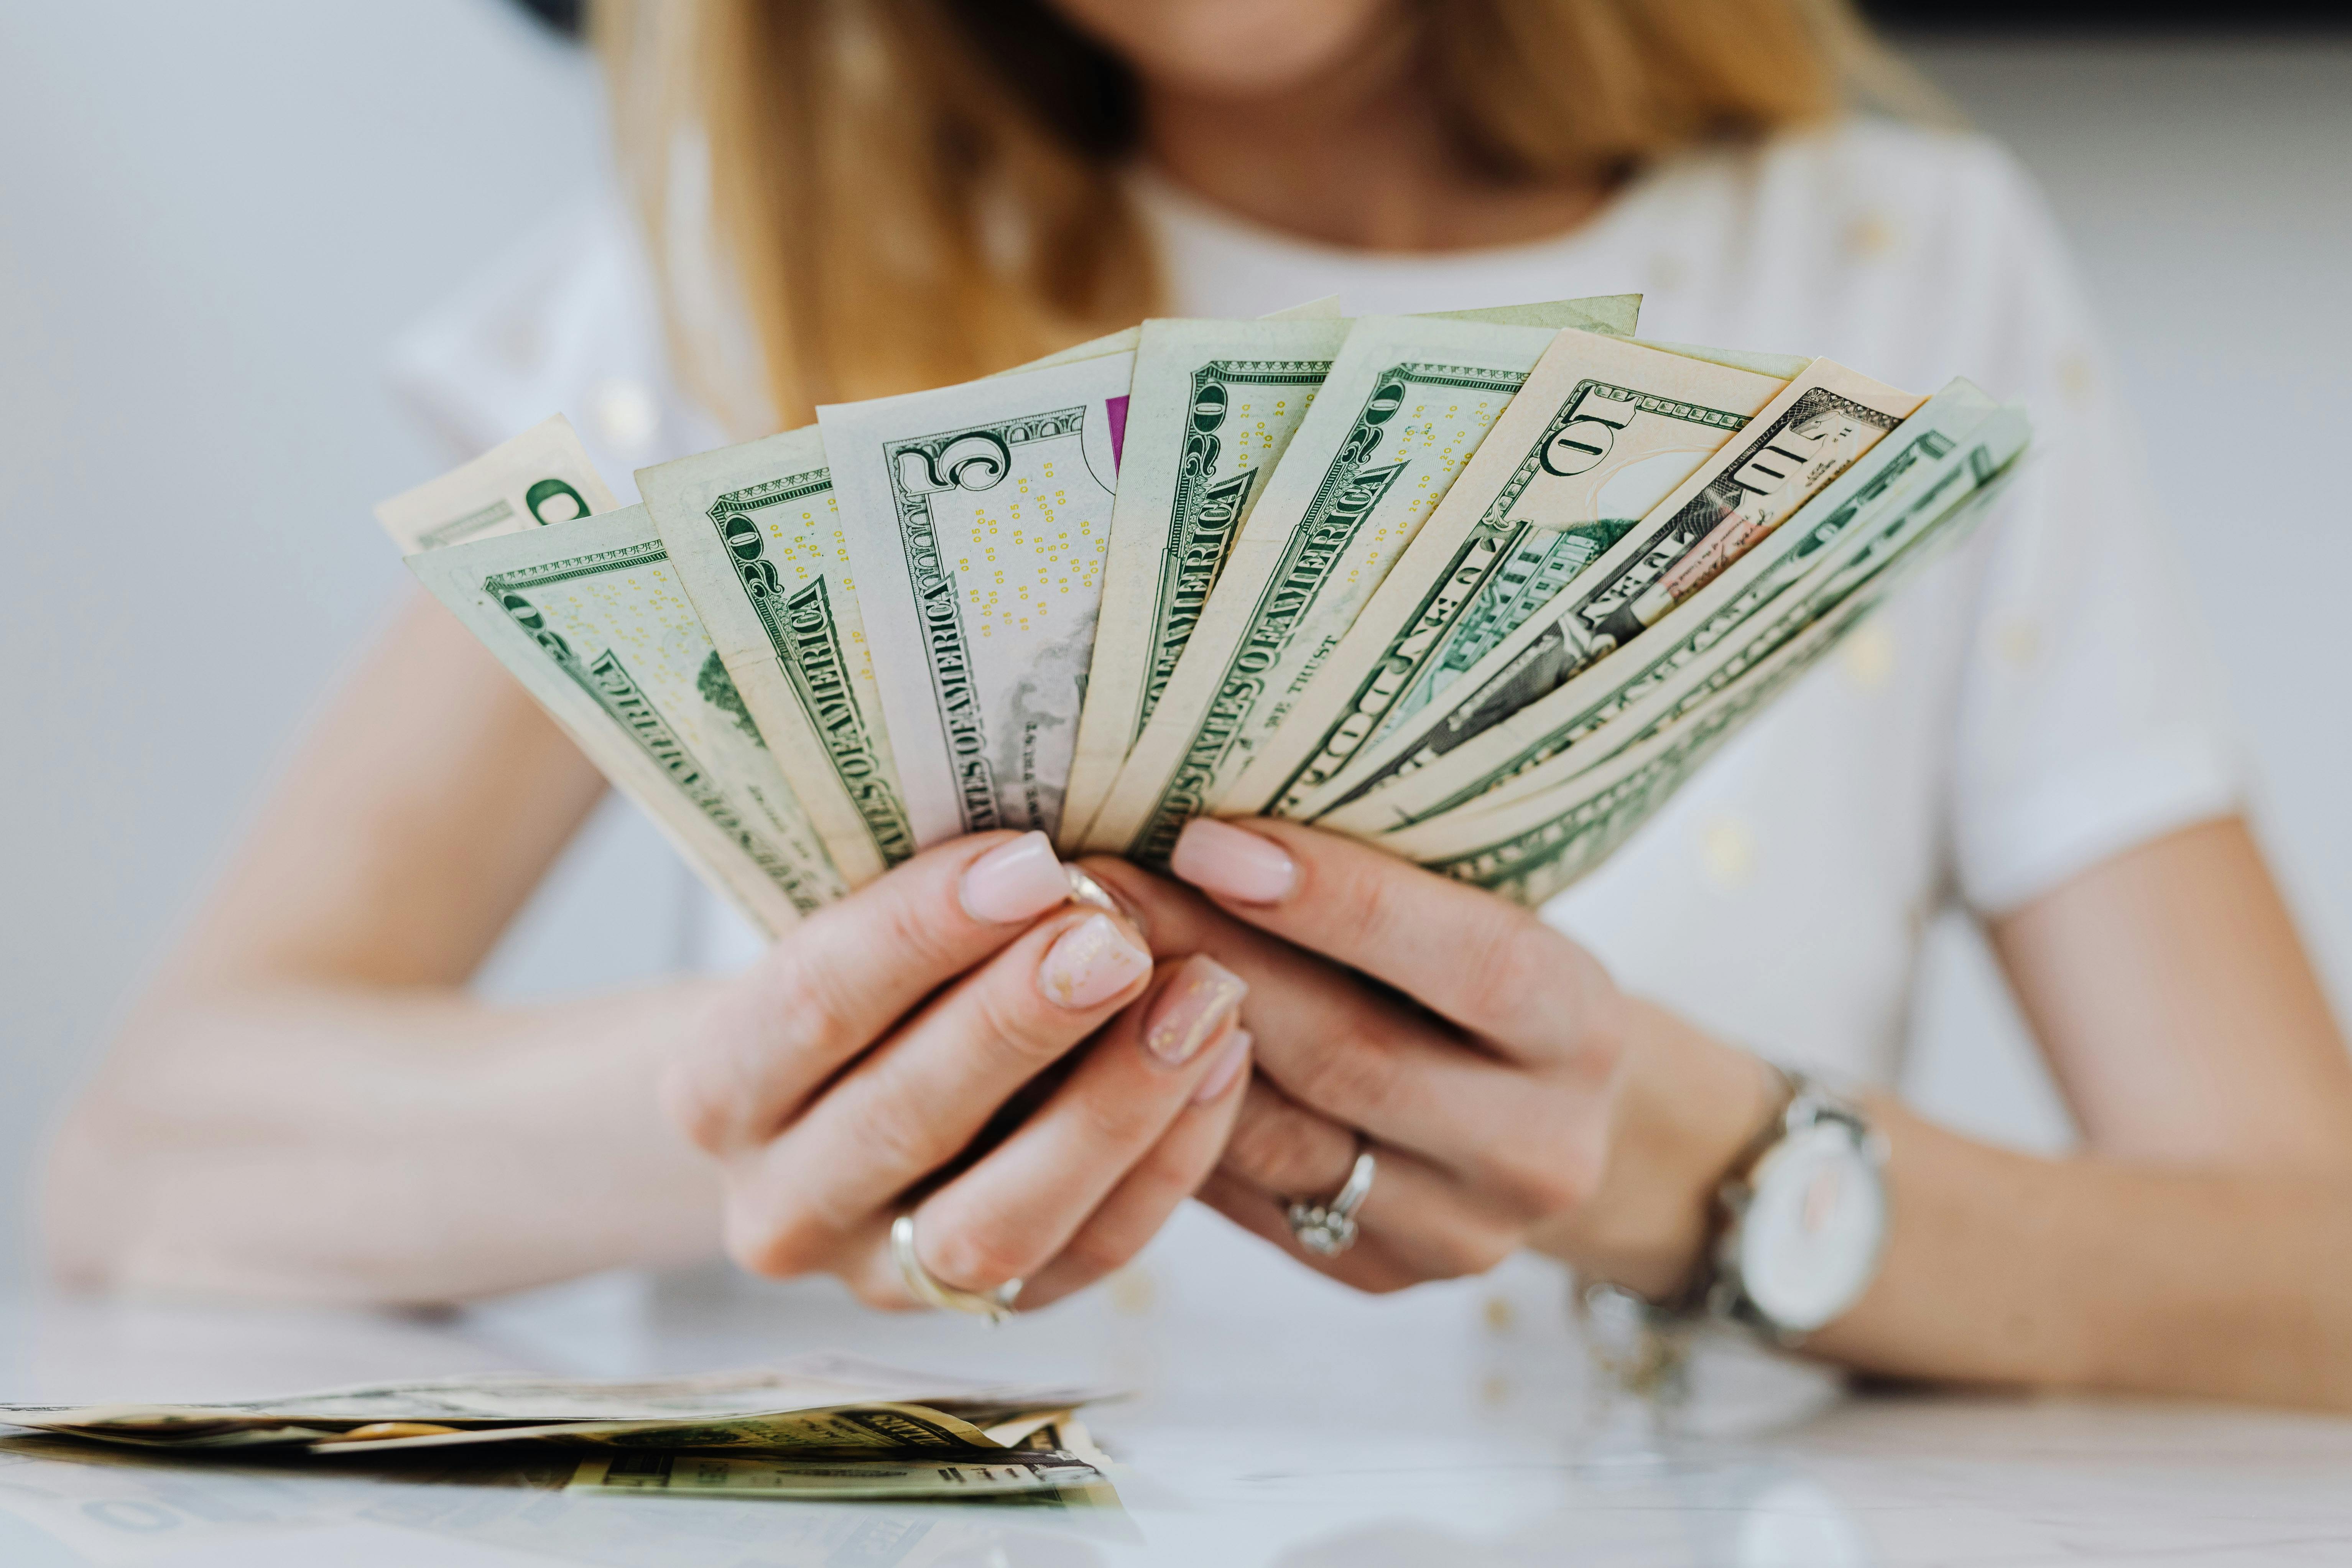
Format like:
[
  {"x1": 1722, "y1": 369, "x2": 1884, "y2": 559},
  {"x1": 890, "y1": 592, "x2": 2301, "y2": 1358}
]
[
  {"x1": 1170, "y1": 818, "x2": 1296, "y2": 905},
  {"x1": 1142, "y1": 955, "x2": 1248, "y2": 1067},
  {"x1": 1191, "y1": 1029, "x2": 1253, "y2": 1104},
  {"x1": 1036, "y1": 914, "x2": 1153, "y2": 1010},
  {"x1": 961, "y1": 832, "x2": 1068, "y2": 924}
]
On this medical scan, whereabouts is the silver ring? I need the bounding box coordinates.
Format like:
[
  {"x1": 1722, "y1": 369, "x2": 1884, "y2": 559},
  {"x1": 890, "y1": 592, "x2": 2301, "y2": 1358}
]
[
  {"x1": 1063, "y1": 863, "x2": 1120, "y2": 916},
  {"x1": 891, "y1": 1213, "x2": 1022, "y2": 1323},
  {"x1": 1286, "y1": 1144, "x2": 1377, "y2": 1257}
]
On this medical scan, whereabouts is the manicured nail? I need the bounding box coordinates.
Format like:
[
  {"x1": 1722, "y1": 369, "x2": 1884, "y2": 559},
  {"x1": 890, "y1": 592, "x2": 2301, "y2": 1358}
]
[
  {"x1": 1170, "y1": 818, "x2": 1296, "y2": 905},
  {"x1": 1142, "y1": 955, "x2": 1247, "y2": 1067},
  {"x1": 1191, "y1": 1029, "x2": 1253, "y2": 1104},
  {"x1": 1036, "y1": 914, "x2": 1153, "y2": 1010},
  {"x1": 960, "y1": 832, "x2": 1069, "y2": 924}
]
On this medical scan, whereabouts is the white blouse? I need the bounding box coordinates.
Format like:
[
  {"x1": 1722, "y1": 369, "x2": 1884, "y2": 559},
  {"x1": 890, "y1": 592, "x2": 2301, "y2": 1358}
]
[{"x1": 395, "y1": 119, "x2": 2240, "y2": 1412}]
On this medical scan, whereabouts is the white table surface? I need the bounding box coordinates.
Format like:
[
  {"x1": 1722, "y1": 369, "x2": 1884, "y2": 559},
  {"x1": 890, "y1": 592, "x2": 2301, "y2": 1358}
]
[{"x1": 5, "y1": 1265, "x2": 2349, "y2": 1568}]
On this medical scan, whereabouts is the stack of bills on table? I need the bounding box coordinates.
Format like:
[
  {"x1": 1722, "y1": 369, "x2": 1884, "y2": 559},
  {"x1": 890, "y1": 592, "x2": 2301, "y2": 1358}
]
[
  {"x1": 383, "y1": 291, "x2": 2028, "y2": 930},
  {"x1": 0, "y1": 1357, "x2": 1120, "y2": 1503}
]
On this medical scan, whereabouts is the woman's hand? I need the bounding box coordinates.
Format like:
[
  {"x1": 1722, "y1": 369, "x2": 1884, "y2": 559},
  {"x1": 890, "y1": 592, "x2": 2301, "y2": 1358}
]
[
  {"x1": 1081, "y1": 819, "x2": 1781, "y2": 1297},
  {"x1": 665, "y1": 831, "x2": 1253, "y2": 1311}
]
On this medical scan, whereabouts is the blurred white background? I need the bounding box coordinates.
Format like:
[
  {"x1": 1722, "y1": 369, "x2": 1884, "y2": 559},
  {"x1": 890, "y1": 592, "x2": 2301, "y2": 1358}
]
[{"x1": 1, "y1": 3, "x2": 2346, "y2": 1286}]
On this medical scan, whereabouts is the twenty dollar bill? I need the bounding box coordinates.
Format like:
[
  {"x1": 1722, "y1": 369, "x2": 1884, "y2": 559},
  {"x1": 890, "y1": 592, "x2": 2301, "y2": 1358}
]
[
  {"x1": 408, "y1": 508, "x2": 845, "y2": 931},
  {"x1": 1059, "y1": 314, "x2": 1353, "y2": 849},
  {"x1": 641, "y1": 426, "x2": 916, "y2": 887},
  {"x1": 1082, "y1": 315, "x2": 1568, "y2": 864}
]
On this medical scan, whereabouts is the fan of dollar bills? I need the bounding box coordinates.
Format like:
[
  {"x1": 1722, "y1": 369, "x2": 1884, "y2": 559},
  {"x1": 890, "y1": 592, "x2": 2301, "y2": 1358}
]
[{"x1": 380, "y1": 293, "x2": 2029, "y2": 934}]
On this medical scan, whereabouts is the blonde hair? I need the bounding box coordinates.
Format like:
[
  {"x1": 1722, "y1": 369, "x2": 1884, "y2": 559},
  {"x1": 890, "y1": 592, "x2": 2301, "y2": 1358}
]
[{"x1": 598, "y1": 0, "x2": 1938, "y2": 436}]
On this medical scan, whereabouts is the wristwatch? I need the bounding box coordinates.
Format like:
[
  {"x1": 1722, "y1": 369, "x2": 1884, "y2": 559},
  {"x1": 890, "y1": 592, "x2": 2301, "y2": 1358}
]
[{"x1": 1704, "y1": 1068, "x2": 1890, "y2": 1343}]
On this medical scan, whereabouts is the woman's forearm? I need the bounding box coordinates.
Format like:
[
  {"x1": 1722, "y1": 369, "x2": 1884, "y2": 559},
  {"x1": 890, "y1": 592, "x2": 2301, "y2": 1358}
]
[
  {"x1": 1813, "y1": 1100, "x2": 2352, "y2": 1408},
  {"x1": 42, "y1": 980, "x2": 727, "y2": 1305},
  {"x1": 1537, "y1": 994, "x2": 2352, "y2": 1410}
]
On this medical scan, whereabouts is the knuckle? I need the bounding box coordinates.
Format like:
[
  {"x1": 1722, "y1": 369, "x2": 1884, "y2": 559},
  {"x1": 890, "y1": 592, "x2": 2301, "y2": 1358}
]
[
  {"x1": 1553, "y1": 1135, "x2": 1611, "y2": 1211},
  {"x1": 1056, "y1": 1224, "x2": 1142, "y2": 1283},
  {"x1": 1413, "y1": 1238, "x2": 1477, "y2": 1281},
  {"x1": 846, "y1": 1268, "x2": 913, "y2": 1311},
  {"x1": 1284, "y1": 1015, "x2": 1410, "y2": 1126},
  {"x1": 837, "y1": 1092, "x2": 941, "y2": 1199},
  {"x1": 660, "y1": 1058, "x2": 733, "y2": 1155},
  {"x1": 878, "y1": 882, "x2": 965, "y2": 976},
  {"x1": 969, "y1": 966, "x2": 1084, "y2": 1069},
  {"x1": 1479, "y1": 1146, "x2": 1587, "y2": 1218},
  {"x1": 1573, "y1": 1005, "x2": 1630, "y2": 1084},
  {"x1": 1064, "y1": 1080, "x2": 1165, "y2": 1155},
  {"x1": 747, "y1": 949, "x2": 852, "y2": 1063},
  {"x1": 723, "y1": 1202, "x2": 826, "y2": 1280},
  {"x1": 1223, "y1": 1102, "x2": 1328, "y2": 1193},
  {"x1": 844, "y1": 1275, "x2": 896, "y2": 1309},
  {"x1": 664, "y1": 984, "x2": 804, "y2": 1151},
  {"x1": 1441, "y1": 1227, "x2": 1517, "y2": 1278},
  {"x1": 1330, "y1": 854, "x2": 1414, "y2": 952},
  {"x1": 1457, "y1": 918, "x2": 1563, "y2": 1038},
  {"x1": 924, "y1": 1222, "x2": 1038, "y2": 1293}
]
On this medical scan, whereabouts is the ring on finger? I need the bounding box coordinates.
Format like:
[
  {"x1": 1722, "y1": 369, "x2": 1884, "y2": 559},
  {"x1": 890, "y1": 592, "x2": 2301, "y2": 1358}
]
[
  {"x1": 891, "y1": 1212, "x2": 1022, "y2": 1323},
  {"x1": 1286, "y1": 1140, "x2": 1377, "y2": 1258}
]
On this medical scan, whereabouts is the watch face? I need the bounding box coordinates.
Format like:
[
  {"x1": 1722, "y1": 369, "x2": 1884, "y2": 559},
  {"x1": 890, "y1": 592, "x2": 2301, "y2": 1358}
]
[{"x1": 1735, "y1": 1122, "x2": 1887, "y2": 1333}]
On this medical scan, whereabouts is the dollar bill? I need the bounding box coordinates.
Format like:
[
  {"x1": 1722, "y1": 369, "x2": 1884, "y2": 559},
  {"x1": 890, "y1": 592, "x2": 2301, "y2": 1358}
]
[
  {"x1": 640, "y1": 427, "x2": 916, "y2": 888},
  {"x1": 375, "y1": 414, "x2": 618, "y2": 553},
  {"x1": 1059, "y1": 298, "x2": 1644, "y2": 849},
  {"x1": 1630, "y1": 339, "x2": 1811, "y2": 381},
  {"x1": 314, "y1": 1401, "x2": 1021, "y2": 1457},
  {"x1": 1382, "y1": 605, "x2": 1859, "y2": 905},
  {"x1": 408, "y1": 508, "x2": 846, "y2": 931},
  {"x1": 566, "y1": 1450, "x2": 1106, "y2": 1501},
  {"x1": 1058, "y1": 315, "x2": 1355, "y2": 849},
  {"x1": 1436, "y1": 296, "x2": 1643, "y2": 334},
  {"x1": 2, "y1": 1358, "x2": 1111, "y2": 1452},
  {"x1": 1371, "y1": 415, "x2": 2031, "y2": 902},
  {"x1": 1220, "y1": 329, "x2": 1788, "y2": 818},
  {"x1": 1327, "y1": 386, "x2": 2021, "y2": 834},
  {"x1": 1301, "y1": 359, "x2": 1923, "y2": 816},
  {"x1": 1078, "y1": 314, "x2": 1572, "y2": 864},
  {"x1": 819, "y1": 350, "x2": 1135, "y2": 845}
]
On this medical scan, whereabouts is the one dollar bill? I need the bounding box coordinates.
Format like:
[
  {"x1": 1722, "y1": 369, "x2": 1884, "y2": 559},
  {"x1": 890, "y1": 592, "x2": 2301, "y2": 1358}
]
[{"x1": 375, "y1": 414, "x2": 617, "y2": 553}]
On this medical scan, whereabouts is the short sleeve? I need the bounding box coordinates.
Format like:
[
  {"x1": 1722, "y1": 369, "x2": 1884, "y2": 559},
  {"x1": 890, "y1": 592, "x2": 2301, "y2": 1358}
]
[
  {"x1": 1945, "y1": 153, "x2": 2243, "y2": 915},
  {"x1": 384, "y1": 196, "x2": 728, "y2": 493}
]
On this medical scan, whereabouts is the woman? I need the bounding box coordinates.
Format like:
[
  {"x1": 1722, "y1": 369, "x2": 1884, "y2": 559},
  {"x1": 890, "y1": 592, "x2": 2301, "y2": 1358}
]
[{"x1": 45, "y1": 0, "x2": 2352, "y2": 1409}]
